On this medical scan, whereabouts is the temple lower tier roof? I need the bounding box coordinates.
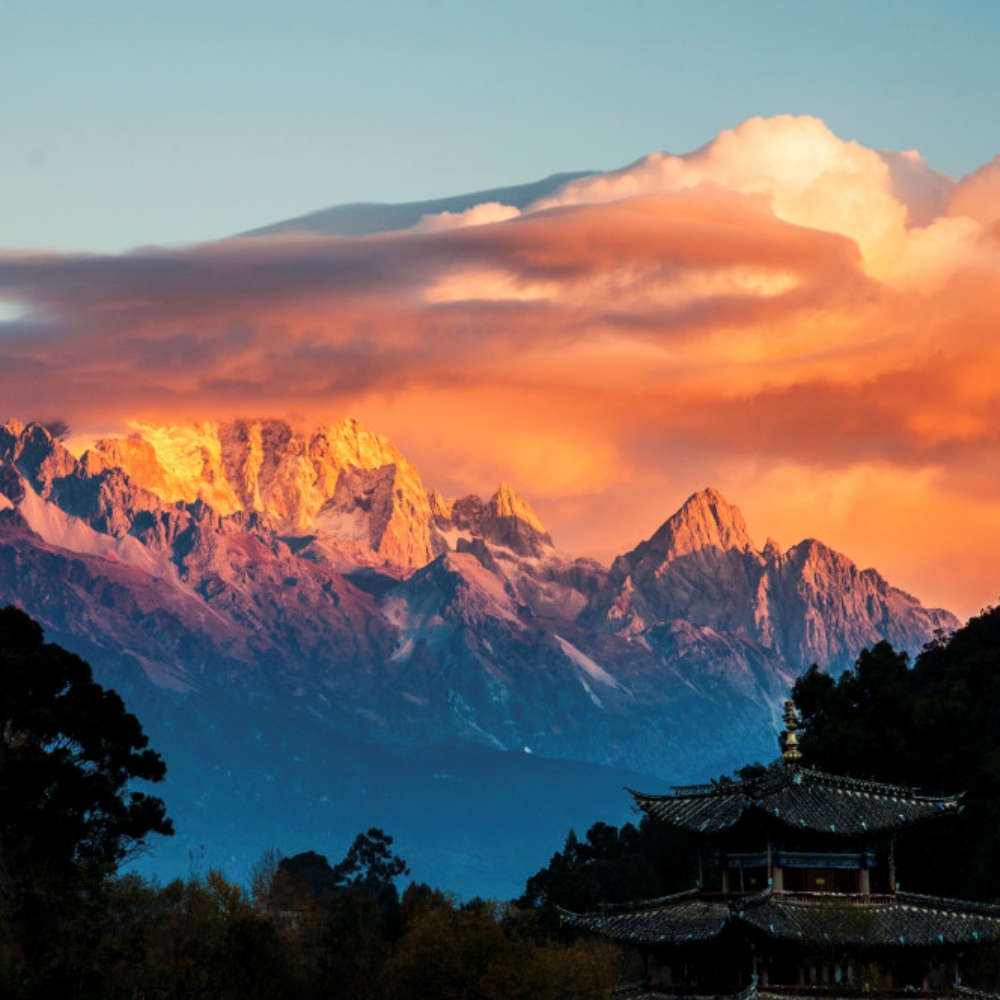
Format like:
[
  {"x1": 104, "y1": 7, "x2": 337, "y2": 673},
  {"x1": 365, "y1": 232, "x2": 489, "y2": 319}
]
[
  {"x1": 611, "y1": 988, "x2": 995, "y2": 1000},
  {"x1": 564, "y1": 888, "x2": 1000, "y2": 949},
  {"x1": 567, "y1": 888, "x2": 726, "y2": 946},
  {"x1": 630, "y1": 768, "x2": 961, "y2": 837}
]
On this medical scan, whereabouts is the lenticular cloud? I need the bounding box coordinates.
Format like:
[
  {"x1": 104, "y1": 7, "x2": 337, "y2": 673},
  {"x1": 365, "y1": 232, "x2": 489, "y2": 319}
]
[{"x1": 3, "y1": 114, "x2": 1000, "y2": 617}]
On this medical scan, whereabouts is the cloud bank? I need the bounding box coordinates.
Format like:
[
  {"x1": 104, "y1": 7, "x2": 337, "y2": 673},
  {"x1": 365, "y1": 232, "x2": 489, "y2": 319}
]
[{"x1": 3, "y1": 115, "x2": 1000, "y2": 618}]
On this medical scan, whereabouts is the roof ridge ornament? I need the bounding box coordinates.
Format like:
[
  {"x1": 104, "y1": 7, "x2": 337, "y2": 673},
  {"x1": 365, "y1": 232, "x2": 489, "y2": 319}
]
[{"x1": 781, "y1": 699, "x2": 803, "y2": 767}]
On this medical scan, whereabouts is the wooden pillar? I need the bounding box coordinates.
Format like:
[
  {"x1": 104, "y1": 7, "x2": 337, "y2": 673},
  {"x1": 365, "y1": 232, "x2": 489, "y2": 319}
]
[
  {"x1": 721, "y1": 869, "x2": 730, "y2": 895},
  {"x1": 858, "y1": 867, "x2": 870, "y2": 895},
  {"x1": 771, "y1": 865, "x2": 784, "y2": 892}
]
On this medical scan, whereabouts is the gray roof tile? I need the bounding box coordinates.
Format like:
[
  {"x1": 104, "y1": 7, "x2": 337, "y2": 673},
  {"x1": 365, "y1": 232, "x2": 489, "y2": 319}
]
[{"x1": 631, "y1": 769, "x2": 961, "y2": 837}]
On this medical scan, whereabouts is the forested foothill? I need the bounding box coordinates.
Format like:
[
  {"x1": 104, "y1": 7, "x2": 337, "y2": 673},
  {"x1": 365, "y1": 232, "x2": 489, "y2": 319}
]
[{"x1": 7, "y1": 603, "x2": 1000, "y2": 997}]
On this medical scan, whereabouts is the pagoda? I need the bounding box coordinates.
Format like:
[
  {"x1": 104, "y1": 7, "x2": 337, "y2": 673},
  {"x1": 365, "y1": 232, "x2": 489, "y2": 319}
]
[{"x1": 564, "y1": 702, "x2": 1000, "y2": 996}]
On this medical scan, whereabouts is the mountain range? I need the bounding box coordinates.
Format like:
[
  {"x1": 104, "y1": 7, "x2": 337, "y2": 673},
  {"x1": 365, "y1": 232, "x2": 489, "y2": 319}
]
[{"x1": 0, "y1": 417, "x2": 958, "y2": 896}]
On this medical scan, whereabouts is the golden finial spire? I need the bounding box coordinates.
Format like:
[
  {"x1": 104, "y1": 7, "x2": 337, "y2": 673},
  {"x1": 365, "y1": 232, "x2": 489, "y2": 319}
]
[{"x1": 781, "y1": 699, "x2": 802, "y2": 766}]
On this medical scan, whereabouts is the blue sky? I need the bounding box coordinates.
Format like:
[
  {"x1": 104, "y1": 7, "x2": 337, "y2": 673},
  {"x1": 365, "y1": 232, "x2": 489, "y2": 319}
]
[{"x1": 4, "y1": 0, "x2": 1000, "y2": 253}]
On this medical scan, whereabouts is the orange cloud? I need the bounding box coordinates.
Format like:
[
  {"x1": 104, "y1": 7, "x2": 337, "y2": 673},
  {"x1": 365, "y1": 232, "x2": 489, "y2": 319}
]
[{"x1": 3, "y1": 115, "x2": 1000, "y2": 619}]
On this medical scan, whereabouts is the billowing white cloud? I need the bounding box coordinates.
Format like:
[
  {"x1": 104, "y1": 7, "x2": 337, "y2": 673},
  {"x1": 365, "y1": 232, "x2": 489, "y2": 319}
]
[
  {"x1": 529, "y1": 116, "x2": 911, "y2": 280},
  {"x1": 413, "y1": 201, "x2": 521, "y2": 232}
]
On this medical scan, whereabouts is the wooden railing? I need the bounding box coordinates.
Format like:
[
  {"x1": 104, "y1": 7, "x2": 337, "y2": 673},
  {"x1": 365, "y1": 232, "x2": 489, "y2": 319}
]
[
  {"x1": 696, "y1": 890, "x2": 896, "y2": 905},
  {"x1": 772, "y1": 891, "x2": 896, "y2": 905}
]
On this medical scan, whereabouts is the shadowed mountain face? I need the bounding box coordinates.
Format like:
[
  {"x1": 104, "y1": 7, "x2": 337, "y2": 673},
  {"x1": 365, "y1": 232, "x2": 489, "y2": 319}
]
[{"x1": 0, "y1": 419, "x2": 957, "y2": 895}]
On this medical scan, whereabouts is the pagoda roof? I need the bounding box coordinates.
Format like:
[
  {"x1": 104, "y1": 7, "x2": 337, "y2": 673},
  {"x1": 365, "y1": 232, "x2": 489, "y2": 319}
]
[
  {"x1": 564, "y1": 888, "x2": 1000, "y2": 949},
  {"x1": 563, "y1": 888, "x2": 728, "y2": 946},
  {"x1": 743, "y1": 889, "x2": 1000, "y2": 947},
  {"x1": 630, "y1": 768, "x2": 961, "y2": 837}
]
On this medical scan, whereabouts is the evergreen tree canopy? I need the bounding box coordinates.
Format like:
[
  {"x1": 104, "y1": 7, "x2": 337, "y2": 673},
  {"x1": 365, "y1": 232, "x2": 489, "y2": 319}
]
[
  {"x1": 0, "y1": 606, "x2": 173, "y2": 897},
  {"x1": 268, "y1": 829, "x2": 410, "y2": 913},
  {"x1": 518, "y1": 818, "x2": 699, "y2": 914},
  {"x1": 269, "y1": 850, "x2": 342, "y2": 910},
  {"x1": 792, "y1": 607, "x2": 1000, "y2": 901},
  {"x1": 332, "y1": 828, "x2": 410, "y2": 895},
  {"x1": 793, "y1": 640, "x2": 913, "y2": 781}
]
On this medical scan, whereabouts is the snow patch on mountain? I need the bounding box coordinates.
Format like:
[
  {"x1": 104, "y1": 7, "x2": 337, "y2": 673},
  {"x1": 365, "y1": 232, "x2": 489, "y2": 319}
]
[
  {"x1": 16, "y1": 485, "x2": 182, "y2": 587},
  {"x1": 437, "y1": 527, "x2": 474, "y2": 551},
  {"x1": 448, "y1": 553, "x2": 525, "y2": 625},
  {"x1": 576, "y1": 674, "x2": 604, "y2": 708},
  {"x1": 389, "y1": 636, "x2": 416, "y2": 662},
  {"x1": 312, "y1": 506, "x2": 369, "y2": 543},
  {"x1": 554, "y1": 635, "x2": 623, "y2": 690}
]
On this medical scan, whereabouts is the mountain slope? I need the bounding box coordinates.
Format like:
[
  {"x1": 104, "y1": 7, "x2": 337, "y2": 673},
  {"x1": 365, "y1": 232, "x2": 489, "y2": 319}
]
[{"x1": 0, "y1": 418, "x2": 959, "y2": 894}]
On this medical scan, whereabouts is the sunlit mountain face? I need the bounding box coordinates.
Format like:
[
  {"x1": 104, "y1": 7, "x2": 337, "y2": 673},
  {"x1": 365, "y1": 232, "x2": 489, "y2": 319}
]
[
  {"x1": 3, "y1": 115, "x2": 1000, "y2": 622},
  {"x1": 0, "y1": 416, "x2": 956, "y2": 895}
]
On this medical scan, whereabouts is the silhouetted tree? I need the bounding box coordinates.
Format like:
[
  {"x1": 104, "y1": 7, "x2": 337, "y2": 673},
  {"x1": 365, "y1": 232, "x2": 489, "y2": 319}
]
[
  {"x1": 89, "y1": 870, "x2": 299, "y2": 1000},
  {"x1": 793, "y1": 640, "x2": 912, "y2": 781},
  {"x1": 0, "y1": 605, "x2": 173, "y2": 990},
  {"x1": 519, "y1": 817, "x2": 699, "y2": 919},
  {"x1": 332, "y1": 827, "x2": 409, "y2": 897},
  {"x1": 791, "y1": 615, "x2": 1000, "y2": 901},
  {"x1": 269, "y1": 850, "x2": 341, "y2": 911}
]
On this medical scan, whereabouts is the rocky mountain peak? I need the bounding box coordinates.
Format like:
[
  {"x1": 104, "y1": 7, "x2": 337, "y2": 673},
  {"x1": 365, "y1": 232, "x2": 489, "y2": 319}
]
[
  {"x1": 587, "y1": 487, "x2": 959, "y2": 675},
  {"x1": 428, "y1": 489, "x2": 454, "y2": 526},
  {"x1": 480, "y1": 483, "x2": 553, "y2": 557},
  {"x1": 647, "y1": 487, "x2": 756, "y2": 560},
  {"x1": 90, "y1": 417, "x2": 420, "y2": 523},
  {"x1": 427, "y1": 482, "x2": 554, "y2": 558},
  {"x1": 87, "y1": 417, "x2": 437, "y2": 566},
  {"x1": 313, "y1": 416, "x2": 407, "y2": 471},
  {"x1": 1, "y1": 418, "x2": 26, "y2": 440},
  {"x1": 488, "y1": 482, "x2": 547, "y2": 532},
  {"x1": 0, "y1": 420, "x2": 78, "y2": 498}
]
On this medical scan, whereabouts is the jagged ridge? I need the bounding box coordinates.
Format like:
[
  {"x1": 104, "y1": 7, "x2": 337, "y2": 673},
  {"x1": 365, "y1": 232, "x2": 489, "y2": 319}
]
[{"x1": 586, "y1": 487, "x2": 959, "y2": 674}]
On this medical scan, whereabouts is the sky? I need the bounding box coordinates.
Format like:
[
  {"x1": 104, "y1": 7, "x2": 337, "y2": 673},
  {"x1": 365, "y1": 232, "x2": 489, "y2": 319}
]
[
  {"x1": 5, "y1": 1, "x2": 1000, "y2": 251},
  {"x1": 3, "y1": 2, "x2": 1000, "y2": 620}
]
